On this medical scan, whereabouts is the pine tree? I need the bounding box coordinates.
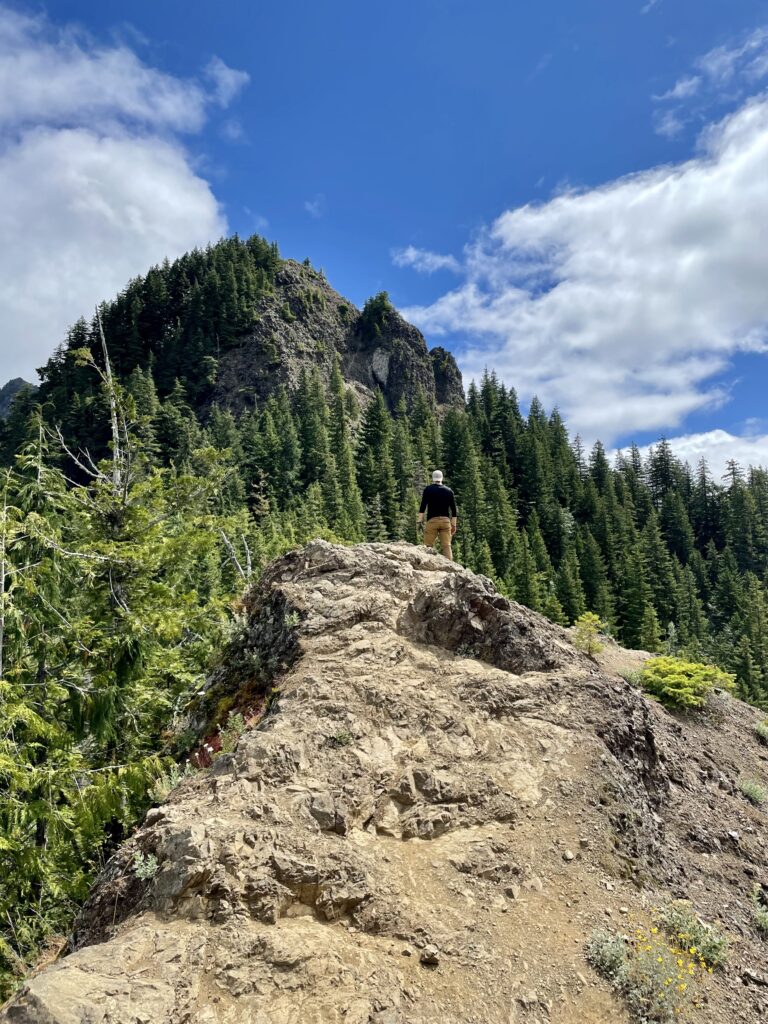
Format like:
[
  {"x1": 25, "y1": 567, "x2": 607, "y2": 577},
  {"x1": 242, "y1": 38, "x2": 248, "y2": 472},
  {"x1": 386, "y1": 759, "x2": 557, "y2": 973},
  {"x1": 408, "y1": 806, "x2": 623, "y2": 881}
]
[
  {"x1": 328, "y1": 363, "x2": 365, "y2": 540},
  {"x1": 556, "y1": 547, "x2": 587, "y2": 624},
  {"x1": 617, "y1": 546, "x2": 650, "y2": 648},
  {"x1": 514, "y1": 531, "x2": 541, "y2": 610},
  {"x1": 640, "y1": 604, "x2": 662, "y2": 652},
  {"x1": 357, "y1": 391, "x2": 399, "y2": 536}
]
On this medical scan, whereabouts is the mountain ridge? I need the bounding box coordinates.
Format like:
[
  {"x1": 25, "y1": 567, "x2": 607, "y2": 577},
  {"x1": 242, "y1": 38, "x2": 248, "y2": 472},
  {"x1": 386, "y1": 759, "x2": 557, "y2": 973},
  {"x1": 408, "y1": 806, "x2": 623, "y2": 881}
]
[{"x1": 3, "y1": 541, "x2": 766, "y2": 1023}]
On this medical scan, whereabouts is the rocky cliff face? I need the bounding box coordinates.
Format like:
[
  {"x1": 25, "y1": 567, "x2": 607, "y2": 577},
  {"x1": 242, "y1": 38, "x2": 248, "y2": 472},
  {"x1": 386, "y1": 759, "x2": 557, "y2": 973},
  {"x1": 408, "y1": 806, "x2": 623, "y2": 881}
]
[
  {"x1": 5, "y1": 543, "x2": 768, "y2": 1024},
  {"x1": 0, "y1": 378, "x2": 34, "y2": 419},
  {"x1": 211, "y1": 261, "x2": 464, "y2": 414}
]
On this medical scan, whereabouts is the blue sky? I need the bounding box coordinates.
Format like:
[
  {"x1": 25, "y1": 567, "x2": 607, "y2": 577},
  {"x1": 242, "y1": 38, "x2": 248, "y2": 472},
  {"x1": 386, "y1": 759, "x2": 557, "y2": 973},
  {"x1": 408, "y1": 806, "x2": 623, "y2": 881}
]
[{"x1": 2, "y1": 0, "x2": 768, "y2": 472}]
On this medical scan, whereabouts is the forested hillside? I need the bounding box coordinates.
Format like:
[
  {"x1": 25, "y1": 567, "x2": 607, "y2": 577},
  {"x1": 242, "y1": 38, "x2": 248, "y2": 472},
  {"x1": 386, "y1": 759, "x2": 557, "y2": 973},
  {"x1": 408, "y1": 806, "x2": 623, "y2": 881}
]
[{"x1": 1, "y1": 233, "x2": 768, "y2": 994}]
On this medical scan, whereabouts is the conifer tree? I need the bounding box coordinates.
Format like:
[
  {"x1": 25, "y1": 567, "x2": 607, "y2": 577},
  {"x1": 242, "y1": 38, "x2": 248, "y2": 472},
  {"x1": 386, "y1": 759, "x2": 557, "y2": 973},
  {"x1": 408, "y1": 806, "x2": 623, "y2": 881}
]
[
  {"x1": 328, "y1": 364, "x2": 365, "y2": 540},
  {"x1": 556, "y1": 547, "x2": 587, "y2": 624},
  {"x1": 640, "y1": 604, "x2": 662, "y2": 652}
]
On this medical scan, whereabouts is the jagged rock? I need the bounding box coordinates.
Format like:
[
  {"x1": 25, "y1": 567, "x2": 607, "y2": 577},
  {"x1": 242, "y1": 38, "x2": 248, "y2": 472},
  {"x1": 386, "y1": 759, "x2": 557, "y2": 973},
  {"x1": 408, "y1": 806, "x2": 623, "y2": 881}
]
[
  {"x1": 420, "y1": 945, "x2": 440, "y2": 967},
  {"x1": 0, "y1": 377, "x2": 35, "y2": 419},
  {"x1": 4, "y1": 541, "x2": 768, "y2": 1024},
  {"x1": 210, "y1": 260, "x2": 464, "y2": 415}
]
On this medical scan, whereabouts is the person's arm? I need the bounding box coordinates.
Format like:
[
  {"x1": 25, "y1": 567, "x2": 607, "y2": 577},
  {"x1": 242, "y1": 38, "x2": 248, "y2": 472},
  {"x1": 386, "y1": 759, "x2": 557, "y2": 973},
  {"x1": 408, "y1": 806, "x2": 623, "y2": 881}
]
[
  {"x1": 417, "y1": 488, "x2": 428, "y2": 528},
  {"x1": 449, "y1": 491, "x2": 458, "y2": 534}
]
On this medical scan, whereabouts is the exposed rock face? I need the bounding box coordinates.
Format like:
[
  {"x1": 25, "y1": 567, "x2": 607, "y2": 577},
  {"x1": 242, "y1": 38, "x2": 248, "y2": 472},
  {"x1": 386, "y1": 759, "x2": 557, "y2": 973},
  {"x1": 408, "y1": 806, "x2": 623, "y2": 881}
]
[
  {"x1": 5, "y1": 543, "x2": 768, "y2": 1024},
  {"x1": 211, "y1": 261, "x2": 464, "y2": 414},
  {"x1": 0, "y1": 378, "x2": 35, "y2": 419}
]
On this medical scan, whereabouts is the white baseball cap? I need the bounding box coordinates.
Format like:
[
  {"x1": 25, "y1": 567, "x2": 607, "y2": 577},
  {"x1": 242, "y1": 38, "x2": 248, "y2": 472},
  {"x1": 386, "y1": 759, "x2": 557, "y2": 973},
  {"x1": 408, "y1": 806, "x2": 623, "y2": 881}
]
[{"x1": 432, "y1": 470, "x2": 444, "y2": 483}]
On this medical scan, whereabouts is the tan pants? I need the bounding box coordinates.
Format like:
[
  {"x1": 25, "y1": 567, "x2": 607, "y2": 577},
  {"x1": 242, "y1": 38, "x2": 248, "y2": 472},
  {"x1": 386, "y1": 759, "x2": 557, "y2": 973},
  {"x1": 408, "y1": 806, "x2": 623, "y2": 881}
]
[{"x1": 424, "y1": 516, "x2": 453, "y2": 560}]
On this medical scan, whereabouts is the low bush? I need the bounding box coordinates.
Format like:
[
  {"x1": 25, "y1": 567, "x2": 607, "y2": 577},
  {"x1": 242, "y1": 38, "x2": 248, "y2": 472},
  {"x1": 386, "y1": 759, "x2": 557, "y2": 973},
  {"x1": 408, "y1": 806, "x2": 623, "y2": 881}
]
[
  {"x1": 133, "y1": 852, "x2": 159, "y2": 881},
  {"x1": 755, "y1": 720, "x2": 768, "y2": 746},
  {"x1": 219, "y1": 710, "x2": 247, "y2": 754},
  {"x1": 752, "y1": 887, "x2": 768, "y2": 938},
  {"x1": 657, "y1": 902, "x2": 729, "y2": 968},
  {"x1": 739, "y1": 778, "x2": 767, "y2": 806},
  {"x1": 639, "y1": 656, "x2": 735, "y2": 710},
  {"x1": 587, "y1": 904, "x2": 725, "y2": 1023},
  {"x1": 586, "y1": 929, "x2": 627, "y2": 980}
]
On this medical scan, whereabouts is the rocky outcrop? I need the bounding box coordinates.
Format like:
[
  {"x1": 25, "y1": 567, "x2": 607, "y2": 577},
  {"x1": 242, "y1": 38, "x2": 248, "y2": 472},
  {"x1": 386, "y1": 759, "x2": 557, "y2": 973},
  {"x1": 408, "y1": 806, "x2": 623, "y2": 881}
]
[
  {"x1": 0, "y1": 378, "x2": 35, "y2": 419},
  {"x1": 211, "y1": 261, "x2": 464, "y2": 414},
  {"x1": 5, "y1": 542, "x2": 768, "y2": 1024}
]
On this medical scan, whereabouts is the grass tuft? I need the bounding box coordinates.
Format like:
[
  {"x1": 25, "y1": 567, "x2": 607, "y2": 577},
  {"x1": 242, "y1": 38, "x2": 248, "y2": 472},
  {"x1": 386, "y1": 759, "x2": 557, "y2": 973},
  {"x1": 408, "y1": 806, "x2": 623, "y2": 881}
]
[{"x1": 739, "y1": 778, "x2": 768, "y2": 806}]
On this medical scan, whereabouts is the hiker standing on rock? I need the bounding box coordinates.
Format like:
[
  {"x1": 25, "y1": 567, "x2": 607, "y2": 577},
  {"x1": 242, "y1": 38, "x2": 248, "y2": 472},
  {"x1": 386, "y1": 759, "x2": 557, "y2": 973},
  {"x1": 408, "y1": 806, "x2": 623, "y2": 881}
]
[{"x1": 417, "y1": 470, "x2": 458, "y2": 560}]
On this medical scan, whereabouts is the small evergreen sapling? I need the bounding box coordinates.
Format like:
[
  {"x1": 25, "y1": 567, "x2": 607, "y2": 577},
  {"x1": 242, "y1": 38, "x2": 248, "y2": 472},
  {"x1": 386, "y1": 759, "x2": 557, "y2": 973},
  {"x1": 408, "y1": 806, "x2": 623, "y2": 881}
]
[{"x1": 573, "y1": 611, "x2": 606, "y2": 656}]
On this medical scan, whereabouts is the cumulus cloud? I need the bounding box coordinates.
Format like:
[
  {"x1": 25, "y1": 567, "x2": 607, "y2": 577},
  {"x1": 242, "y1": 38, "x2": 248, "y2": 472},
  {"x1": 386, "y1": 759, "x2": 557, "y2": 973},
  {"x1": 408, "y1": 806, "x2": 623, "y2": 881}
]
[
  {"x1": 0, "y1": 15, "x2": 209, "y2": 132},
  {"x1": 0, "y1": 4, "x2": 248, "y2": 382},
  {"x1": 0, "y1": 129, "x2": 224, "y2": 381},
  {"x1": 401, "y1": 96, "x2": 768, "y2": 450},
  {"x1": 625, "y1": 430, "x2": 768, "y2": 478},
  {"x1": 392, "y1": 246, "x2": 461, "y2": 274}
]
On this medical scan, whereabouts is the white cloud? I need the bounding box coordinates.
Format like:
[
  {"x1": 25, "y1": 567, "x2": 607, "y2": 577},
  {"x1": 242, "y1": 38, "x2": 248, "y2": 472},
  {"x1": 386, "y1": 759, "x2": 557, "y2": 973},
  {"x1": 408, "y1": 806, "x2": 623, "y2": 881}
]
[
  {"x1": 654, "y1": 27, "x2": 768, "y2": 137},
  {"x1": 204, "y1": 56, "x2": 250, "y2": 107},
  {"x1": 304, "y1": 193, "x2": 326, "y2": 218},
  {"x1": 221, "y1": 117, "x2": 245, "y2": 142},
  {"x1": 392, "y1": 245, "x2": 461, "y2": 274},
  {"x1": 641, "y1": 0, "x2": 662, "y2": 14},
  {"x1": 654, "y1": 109, "x2": 686, "y2": 138},
  {"x1": 625, "y1": 430, "x2": 768, "y2": 477},
  {"x1": 401, "y1": 97, "x2": 768, "y2": 446},
  {"x1": 654, "y1": 75, "x2": 701, "y2": 102},
  {"x1": 696, "y1": 27, "x2": 768, "y2": 87},
  {"x1": 0, "y1": 4, "x2": 247, "y2": 383},
  {"x1": 0, "y1": 14, "x2": 209, "y2": 132}
]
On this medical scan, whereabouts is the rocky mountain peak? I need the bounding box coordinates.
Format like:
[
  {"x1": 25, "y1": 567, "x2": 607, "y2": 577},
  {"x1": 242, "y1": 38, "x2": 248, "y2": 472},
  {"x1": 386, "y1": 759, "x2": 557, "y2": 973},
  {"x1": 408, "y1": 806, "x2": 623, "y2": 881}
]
[
  {"x1": 212, "y1": 260, "x2": 464, "y2": 414},
  {"x1": 4, "y1": 541, "x2": 767, "y2": 1023},
  {"x1": 0, "y1": 378, "x2": 35, "y2": 419}
]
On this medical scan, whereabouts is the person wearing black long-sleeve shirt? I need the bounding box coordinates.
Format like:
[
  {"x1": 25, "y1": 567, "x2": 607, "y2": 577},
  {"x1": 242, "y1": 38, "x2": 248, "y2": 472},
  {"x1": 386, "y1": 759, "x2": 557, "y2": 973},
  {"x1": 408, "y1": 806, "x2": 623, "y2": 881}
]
[{"x1": 417, "y1": 470, "x2": 458, "y2": 560}]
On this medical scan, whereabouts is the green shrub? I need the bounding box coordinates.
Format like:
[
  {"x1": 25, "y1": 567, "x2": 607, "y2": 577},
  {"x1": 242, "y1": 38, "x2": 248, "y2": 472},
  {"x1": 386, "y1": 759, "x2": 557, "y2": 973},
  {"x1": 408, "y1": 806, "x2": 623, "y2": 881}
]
[
  {"x1": 619, "y1": 668, "x2": 643, "y2": 687},
  {"x1": 588, "y1": 905, "x2": 725, "y2": 1023},
  {"x1": 329, "y1": 729, "x2": 354, "y2": 748},
  {"x1": 739, "y1": 778, "x2": 767, "y2": 806},
  {"x1": 219, "y1": 710, "x2": 247, "y2": 753},
  {"x1": 573, "y1": 612, "x2": 606, "y2": 656},
  {"x1": 640, "y1": 656, "x2": 735, "y2": 710},
  {"x1": 133, "y1": 852, "x2": 159, "y2": 881},
  {"x1": 150, "y1": 760, "x2": 197, "y2": 803},
  {"x1": 752, "y1": 887, "x2": 768, "y2": 937},
  {"x1": 587, "y1": 925, "x2": 692, "y2": 1022},
  {"x1": 586, "y1": 929, "x2": 627, "y2": 979},
  {"x1": 755, "y1": 720, "x2": 768, "y2": 746},
  {"x1": 657, "y1": 902, "x2": 729, "y2": 968}
]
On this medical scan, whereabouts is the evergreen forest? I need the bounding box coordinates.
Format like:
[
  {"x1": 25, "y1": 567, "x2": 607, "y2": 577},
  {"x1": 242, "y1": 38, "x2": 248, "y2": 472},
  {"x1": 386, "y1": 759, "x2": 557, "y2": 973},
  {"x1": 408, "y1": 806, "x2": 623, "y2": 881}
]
[{"x1": 2, "y1": 234, "x2": 768, "y2": 994}]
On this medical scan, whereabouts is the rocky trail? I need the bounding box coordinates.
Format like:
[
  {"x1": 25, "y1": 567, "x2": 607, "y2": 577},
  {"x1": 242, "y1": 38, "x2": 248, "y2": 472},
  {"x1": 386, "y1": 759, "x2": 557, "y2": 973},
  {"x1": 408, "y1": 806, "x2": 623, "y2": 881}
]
[{"x1": 4, "y1": 542, "x2": 768, "y2": 1023}]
